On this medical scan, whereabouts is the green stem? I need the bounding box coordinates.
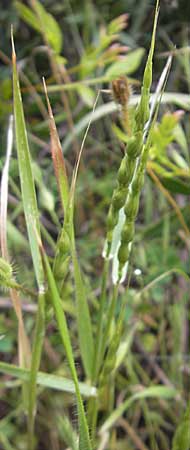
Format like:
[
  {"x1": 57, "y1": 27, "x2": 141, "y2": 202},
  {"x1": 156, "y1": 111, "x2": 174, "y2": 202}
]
[
  {"x1": 87, "y1": 258, "x2": 110, "y2": 444},
  {"x1": 44, "y1": 76, "x2": 113, "y2": 93},
  {"x1": 89, "y1": 284, "x2": 120, "y2": 444},
  {"x1": 101, "y1": 283, "x2": 119, "y2": 361},
  {"x1": 92, "y1": 258, "x2": 110, "y2": 381},
  {"x1": 27, "y1": 291, "x2": 45, "y2": 450}
]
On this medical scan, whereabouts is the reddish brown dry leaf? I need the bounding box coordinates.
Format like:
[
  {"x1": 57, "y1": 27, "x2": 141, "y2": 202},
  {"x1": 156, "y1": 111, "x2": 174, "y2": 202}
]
[{"x1": 43, "y1": 78, "x2": 69, "y2": 214}]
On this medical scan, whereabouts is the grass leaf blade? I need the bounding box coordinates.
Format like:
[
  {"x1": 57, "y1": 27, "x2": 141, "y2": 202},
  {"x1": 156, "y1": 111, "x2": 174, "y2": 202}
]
[
  {"x1": 0, "y1": 361, "x2": 96, "y2": 398},
  {"x1": 11, "y1": 32, "x2": 44, "y2": 289},
  {"x1": 12, "y1": 31, "x2": 46, "y2": 449},
  {"x1": 40, "y1": 242, "x2": 92, "y2": 450}
]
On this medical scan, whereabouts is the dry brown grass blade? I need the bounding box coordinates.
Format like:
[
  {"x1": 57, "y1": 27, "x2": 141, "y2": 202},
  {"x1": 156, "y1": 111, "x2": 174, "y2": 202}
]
[{"x1": 43, "y1": 77, "x2": 69, "y2": 213}]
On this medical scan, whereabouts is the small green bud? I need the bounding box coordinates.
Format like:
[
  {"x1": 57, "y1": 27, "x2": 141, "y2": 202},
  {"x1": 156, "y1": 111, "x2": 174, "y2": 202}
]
[
  {"x1": 53, "y1": 256, "x2": 70, "y2": 281},
  {"x1": 132, "y1": 172, "x2": 144, "y2": 194},
  {"x1": 117, "y1": 155, "x2": 135, "y2": 186},
  {"x1": 143, "y1": 63, "x2": 152, "y2": 91},
  {"x1": 124, "y1": 193, "x2": 139, "y2": 220},
  {"x1": 135, "y1": 89, "x2": 149, "y2": 130},
  {"x1": 112, "y1": 188, "x2": 127, "y2": 210},
  {"x1": 118, "y1": 156, "x2": 128, "y2": 185},
  {"x1": 58, "y1": 229, "x2": 70, "y2": 254},
  {"x1": 127, "y1": 133, "x2": 143, "y2": 159},
  {"x1": 118, "y1": 243, "x2": 130, "y2": 264},
  {"x1": 126, "y1": 135, "x2": 136, "y2": 155},
  {"x1": 126, "y1": 157, "x2": 136, "y2": 179},
  {"x1": 106, "y1": 206, "x2": 118, "y2": 231},
  {"x1": 121, "y1": 222, "x2": 134, "y2": 243}
]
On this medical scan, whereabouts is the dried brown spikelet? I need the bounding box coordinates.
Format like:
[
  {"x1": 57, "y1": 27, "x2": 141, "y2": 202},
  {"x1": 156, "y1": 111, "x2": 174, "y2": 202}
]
[
  {"x1": 111, "y1": 75, "x2": 131, "y2": 134},
  {"x1": 112, "y1": 75, "x2": 131, "y2": 107}
]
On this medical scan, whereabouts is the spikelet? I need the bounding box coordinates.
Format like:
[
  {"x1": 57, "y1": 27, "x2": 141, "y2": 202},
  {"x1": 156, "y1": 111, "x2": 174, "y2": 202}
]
[{"x1": 112, "y1": 75, "x2": 132, "y2": 135}]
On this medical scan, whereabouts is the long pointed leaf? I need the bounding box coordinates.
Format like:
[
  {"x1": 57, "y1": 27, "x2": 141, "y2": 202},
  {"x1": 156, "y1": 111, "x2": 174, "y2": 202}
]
[
  {"x1": 12, "y1": 31, "x2": 46, "y2": 449},
  {"x1": 12, "y1": 33, "x2": 44, "y2": 289},
  {"x1": 40, "y1": 241, "x2": 92, "y2": 450},
  {"x1": 100, "y1": 385, "x2": 179, "y2": 434},
  {"x1": 0, "y1": 362, "x2": 96, "y2": 398}
]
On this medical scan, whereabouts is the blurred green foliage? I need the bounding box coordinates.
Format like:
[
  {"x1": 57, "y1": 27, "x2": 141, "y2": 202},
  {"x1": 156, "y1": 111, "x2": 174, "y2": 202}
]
[{"x1": 0, "y1": 1, "x2": 190, "y2": 449}]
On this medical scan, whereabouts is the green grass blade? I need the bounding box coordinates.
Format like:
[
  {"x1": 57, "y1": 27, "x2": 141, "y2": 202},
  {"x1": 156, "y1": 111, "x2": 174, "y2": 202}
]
[
  {"x1": 0, "y1": 362, "x2": 96, "y2": 398},
  {"x1": 172, "y1": 402, "x2": 190, "y2": 450},
  {"x1": 40, "y1": 242, "x2": 92, "y2": 450},
  {"x1": 11, "y1": 33, "x2": 44, "y2": 289},
  {"x1": 27, "y1": 292, "x2": 45, "y2": 449},
  {"x1": 135, "y1": 268, "x2": 190, "y2": 301},
  {"x1": 15, "y1": 0, "x2": 62, "y2": 54},
  {"x1": 66, "y1": 96, "x2": 100, "y2": 380},
  {"x1": 105, "y1": 48, "x2": 145, "y2": 79},
  {"x1": 136, "y1": 0, "x2": 159, "y2": 131},
  {"x1": 100, "y1": 385, "x2": 179, "y2": 434},
  {"x1": 12, "y1": 32, "x2": 46, "y2": 450},
  {"x1": 71, "y1": 244, "x2": 94, "y2": 379}
]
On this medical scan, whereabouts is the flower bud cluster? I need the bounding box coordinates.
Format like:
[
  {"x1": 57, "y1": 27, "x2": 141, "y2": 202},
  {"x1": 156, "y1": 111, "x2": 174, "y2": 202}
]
[
  {"x1": 117, "y1": 151, "x2": 146, "y2": 278},
  {"x1": 105, "y1": 19, "x2": 155, "y2": 280},
  {"x1": 106, "y1": 131, "x2": 143, "y2": 257}
]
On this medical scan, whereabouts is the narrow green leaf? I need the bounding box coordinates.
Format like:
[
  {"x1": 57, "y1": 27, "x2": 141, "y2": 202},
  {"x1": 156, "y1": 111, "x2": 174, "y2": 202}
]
[
  {"x1": 64, "y1": 95, "x2": 99, "y2": 380},
  {"x1": 140, "y1": 204, "x2": 190, "y2": 240},
  {"x1": 101, "y1": 385, "x2": 178, "y2": 434},
  {"x1": 40, "y1": 243, "x2": 92, "y2": 450},
  {"x1": 105, "y1": 48, "x2": 145, "y2": 79},
  {"x1": 136, "y1": 0, "x2": 159, "y2": 130},
  {"x1": 12, "y1": 32, "x2": 45, "y2": 449},
  {"x1": 172, "y1": 402, "x2": 190, "y2": 450},
  {"x1": 32, "y1": 0, "x2": 62, "y2": 53},
  {"x1": 72, "y1": 247, "x2": 94, "y2": 378},
  {"x1": 135, "y1": 268, "x2": 190, "y2": 301},
  {"x1": 0, "y1": 362, "x2": 96, "y2": 398},
  {"x1": 27, "y1": 291, "x2": 45, "y2": 448},
  {"x1": 15, "y1": 1, "x2": 42, "y2": 34},
  {"x1": 161, "y1": 177, "x2": 190, "y2": 195},
  {"x1": 12, "y1": 34, "x2": 44, "y2": 289},
  {"x1": 15, "y1": 0, "x2": 62, "y2": 54}
]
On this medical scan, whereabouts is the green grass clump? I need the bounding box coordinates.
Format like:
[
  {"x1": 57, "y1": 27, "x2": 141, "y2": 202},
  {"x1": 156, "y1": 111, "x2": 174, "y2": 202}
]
[{"x1": 0, "y1": 0, "x2": 190, "y2": 449}]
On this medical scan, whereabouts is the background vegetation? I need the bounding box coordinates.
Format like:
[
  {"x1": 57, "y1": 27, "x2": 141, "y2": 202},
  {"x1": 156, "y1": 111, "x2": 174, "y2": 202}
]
[{"x1": 0, "y1": 1, "x2": 190, "y2": 449}]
